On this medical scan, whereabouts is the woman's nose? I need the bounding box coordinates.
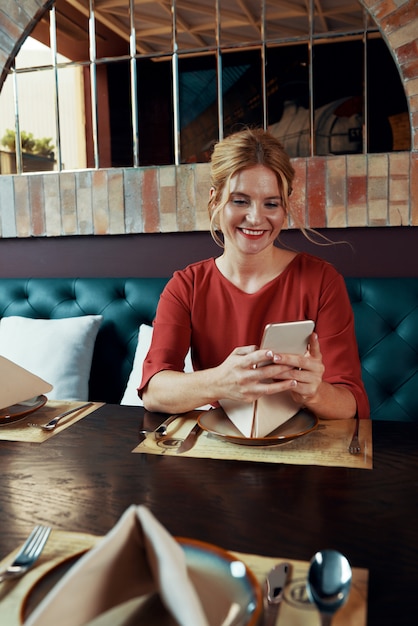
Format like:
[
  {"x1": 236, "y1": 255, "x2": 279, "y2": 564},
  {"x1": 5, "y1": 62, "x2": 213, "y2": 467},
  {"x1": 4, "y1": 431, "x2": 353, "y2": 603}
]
[{"x1": 246, "y1": 202, "x2": 263, "y2": 224}]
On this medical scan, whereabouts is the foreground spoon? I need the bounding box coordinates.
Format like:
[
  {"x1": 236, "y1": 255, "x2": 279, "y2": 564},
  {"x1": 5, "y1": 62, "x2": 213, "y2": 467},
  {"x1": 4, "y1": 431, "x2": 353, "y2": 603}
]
[{"x1": 306, "y1": 549, "x2": 352, "y2": 626}]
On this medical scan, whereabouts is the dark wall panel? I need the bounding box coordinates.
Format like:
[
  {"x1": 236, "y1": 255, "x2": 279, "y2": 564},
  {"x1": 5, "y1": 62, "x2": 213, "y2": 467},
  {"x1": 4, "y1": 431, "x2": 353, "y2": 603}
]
[{"x1": 0, "y1": 228, "x2": 417, "y2": 278}]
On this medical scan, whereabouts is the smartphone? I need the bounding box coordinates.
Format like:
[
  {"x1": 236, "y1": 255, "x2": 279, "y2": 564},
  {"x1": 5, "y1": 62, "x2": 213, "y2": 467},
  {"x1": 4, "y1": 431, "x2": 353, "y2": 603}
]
[{"x1": 260, "y1": 320, "x2": 315, "y2": 356}]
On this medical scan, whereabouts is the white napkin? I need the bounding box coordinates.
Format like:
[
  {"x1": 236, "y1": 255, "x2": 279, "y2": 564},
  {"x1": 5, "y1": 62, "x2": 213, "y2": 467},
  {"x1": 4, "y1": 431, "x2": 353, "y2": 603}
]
[
  {"x1": 0, "y1": 355, "x2": 53, "y2": 410},
  {"x1": 25, "y1": 506, "x2": 209, "y2": 626}
]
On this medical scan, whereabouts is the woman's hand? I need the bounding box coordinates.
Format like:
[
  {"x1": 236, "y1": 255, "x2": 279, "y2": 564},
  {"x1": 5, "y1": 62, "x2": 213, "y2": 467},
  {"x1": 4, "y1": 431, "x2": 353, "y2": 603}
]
[
  {"x1": 216, "y1": 333, "x2": 326, "y2": 403},
  {"x1": 282, "y1": 332, "x2": 325, "y2": 404},
  {"x1": 215, "y1": 339, "x2": 320, "y2": 403}
]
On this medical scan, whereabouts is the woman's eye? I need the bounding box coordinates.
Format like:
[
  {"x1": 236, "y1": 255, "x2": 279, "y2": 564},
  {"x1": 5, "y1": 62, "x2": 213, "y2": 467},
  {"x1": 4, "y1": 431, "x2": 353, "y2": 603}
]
[
  {"x1": 265, "y1": 202, "x2": 281, "y2": 209},
  {"x1": 232, "y1": 198, "x2": 248, "y2": 206}
]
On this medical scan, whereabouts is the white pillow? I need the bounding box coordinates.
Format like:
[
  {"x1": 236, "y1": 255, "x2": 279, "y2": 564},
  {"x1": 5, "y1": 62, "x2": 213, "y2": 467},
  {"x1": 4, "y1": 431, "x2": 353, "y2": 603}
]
[
  {"x1": 121, "y1": 324, "x2": 193, "y2": 406},
  {"x1": 0, "y1": 315, "x2": 102, "y2": 401}
]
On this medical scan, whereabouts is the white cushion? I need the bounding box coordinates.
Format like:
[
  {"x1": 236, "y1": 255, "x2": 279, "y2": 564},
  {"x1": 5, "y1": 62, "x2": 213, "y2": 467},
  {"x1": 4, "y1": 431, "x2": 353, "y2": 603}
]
[
  {"x1": 121, "y1": 324, "x2": 193, "y2": 406},
  {"x1": 0, "y1": 315, "x2": 102, "y2": 401}
]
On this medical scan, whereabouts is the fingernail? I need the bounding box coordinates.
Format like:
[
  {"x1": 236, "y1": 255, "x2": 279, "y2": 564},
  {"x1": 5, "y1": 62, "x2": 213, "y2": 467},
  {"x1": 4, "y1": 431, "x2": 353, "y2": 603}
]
[
  {"x1": 291, "y1": 379, "x2": 297, "y2": 387},
  {"x1": 273, "y1": 354, "x2": 281, "y2": 362},
  {"x1": 266, "y1": 350, "x2": 273, "y2": 358}
]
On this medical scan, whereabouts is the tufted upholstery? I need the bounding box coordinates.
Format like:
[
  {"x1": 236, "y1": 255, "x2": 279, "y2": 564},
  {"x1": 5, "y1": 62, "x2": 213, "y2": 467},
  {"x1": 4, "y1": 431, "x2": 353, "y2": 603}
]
[
  {"x1": 345, "y1": 278, "x2": 418, "y2": 422},
  {"x1": 1, "y1": 277, "x2": 417, "y2": 420}
]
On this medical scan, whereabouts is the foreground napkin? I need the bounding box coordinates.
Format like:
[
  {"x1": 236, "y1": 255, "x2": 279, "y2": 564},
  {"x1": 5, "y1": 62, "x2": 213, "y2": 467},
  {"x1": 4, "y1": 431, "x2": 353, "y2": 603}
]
[
  {"x1": 0, "y1": 355, "x2": 53, "y2": 410},
  {"x1": 25, "y1": 506, "x2": 209, "y2": 626}
]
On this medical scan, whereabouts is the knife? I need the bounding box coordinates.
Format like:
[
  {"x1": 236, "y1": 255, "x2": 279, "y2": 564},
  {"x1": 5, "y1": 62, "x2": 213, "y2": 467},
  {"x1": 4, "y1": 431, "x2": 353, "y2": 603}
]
[
  {"x1": 264, "y1": 562, "x2": 291, "y2": 626},
  {"x1": 177, "y1": 422, "x2": 202, "y2": 454}
]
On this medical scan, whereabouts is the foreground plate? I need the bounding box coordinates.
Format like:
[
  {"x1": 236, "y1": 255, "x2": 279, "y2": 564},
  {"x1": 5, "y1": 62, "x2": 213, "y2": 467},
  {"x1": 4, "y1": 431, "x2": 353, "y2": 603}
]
[
  {"x1": 22, "y1": 538, "x2": 263, "y2": 626},
  {"x1": 0, "y1": 395, "x2": 47, "y2": 426},
  {"x1": 198, "y1": 407, "x2": 318, "y2": 446}
]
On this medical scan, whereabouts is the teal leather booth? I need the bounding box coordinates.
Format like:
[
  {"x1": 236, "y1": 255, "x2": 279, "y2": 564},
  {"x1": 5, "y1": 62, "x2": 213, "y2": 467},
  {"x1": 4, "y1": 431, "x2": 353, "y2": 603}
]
[{"x1": 1, "y1": 277, "x2": 417, "y2": 421}]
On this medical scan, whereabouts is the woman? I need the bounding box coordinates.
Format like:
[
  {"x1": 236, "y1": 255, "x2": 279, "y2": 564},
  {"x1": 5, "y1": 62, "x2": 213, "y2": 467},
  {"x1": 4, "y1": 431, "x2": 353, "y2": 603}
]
[{"x1": 139, "y1": 128, "x2": 369, "y2": 421}]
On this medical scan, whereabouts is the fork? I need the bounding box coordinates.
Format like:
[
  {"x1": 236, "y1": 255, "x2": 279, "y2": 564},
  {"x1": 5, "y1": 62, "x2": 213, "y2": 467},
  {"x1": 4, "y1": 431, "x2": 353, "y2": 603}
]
[
  {"x1": 28, "y1": 402, "x2": 92, "y2": 431},
  {"x1": 348, "y1": 417, "x2": 361, "y2": 454},
  {"x1": 0, "y1": 525, "x2": 51, "y2": 582}
]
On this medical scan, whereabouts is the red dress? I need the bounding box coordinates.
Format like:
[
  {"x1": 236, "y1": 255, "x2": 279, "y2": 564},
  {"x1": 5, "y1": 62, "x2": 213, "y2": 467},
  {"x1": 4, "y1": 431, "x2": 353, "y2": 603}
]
[{"x1": 139, "y1": 253, "x2": 370, "y2": 419}]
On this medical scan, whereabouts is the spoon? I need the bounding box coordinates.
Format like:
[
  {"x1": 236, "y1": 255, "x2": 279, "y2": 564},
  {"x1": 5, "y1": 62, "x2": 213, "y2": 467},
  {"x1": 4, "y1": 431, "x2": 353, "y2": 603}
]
[{"x1": 306, "y1": 549, "x2": 352, "y2": 626}]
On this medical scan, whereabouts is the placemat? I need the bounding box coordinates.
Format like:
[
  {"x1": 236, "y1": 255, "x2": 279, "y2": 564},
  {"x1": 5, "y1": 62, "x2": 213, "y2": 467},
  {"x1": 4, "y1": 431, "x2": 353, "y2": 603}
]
[
  {"x1": 0, "y1": 530, "x2": 368, "y2": 626},
  {"x1": 132, "y1": 415, "x2": 373, "y2": 469},
  {"x1": 0, "y1": 401, "x2": 104, "y2": 443}
]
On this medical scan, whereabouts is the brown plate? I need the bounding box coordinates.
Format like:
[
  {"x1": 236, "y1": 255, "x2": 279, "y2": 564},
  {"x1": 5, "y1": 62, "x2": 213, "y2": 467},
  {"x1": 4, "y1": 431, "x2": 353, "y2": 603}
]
[
  {"x1": 198, "y1": 407, "x2": 318, "y2": 446},
  {"x1": 0, "y1": 395, "x2": 47, "y2": 426},
  {"x1": 22, "y1": 539, "x2": 262, "y2": 626}
]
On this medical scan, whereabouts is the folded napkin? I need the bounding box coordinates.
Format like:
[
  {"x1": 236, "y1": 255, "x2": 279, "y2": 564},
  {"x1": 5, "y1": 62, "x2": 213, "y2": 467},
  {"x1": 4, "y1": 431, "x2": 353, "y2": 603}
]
[
  {"x1": 220, "y1": 393, "x2": 301, "y2": 438},
  {"x1": 25, "y1": 506, "x2": 209, "y2": 626},
  {"x1": 0, "y1": 355, "x2": 53, "y2": 410}
]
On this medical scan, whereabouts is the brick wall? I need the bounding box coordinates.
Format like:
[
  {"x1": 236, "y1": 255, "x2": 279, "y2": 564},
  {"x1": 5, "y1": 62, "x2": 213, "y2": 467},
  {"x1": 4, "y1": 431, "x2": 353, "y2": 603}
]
[{"x1": 0, "y1": 0, "x2": 417, "y2": 238}]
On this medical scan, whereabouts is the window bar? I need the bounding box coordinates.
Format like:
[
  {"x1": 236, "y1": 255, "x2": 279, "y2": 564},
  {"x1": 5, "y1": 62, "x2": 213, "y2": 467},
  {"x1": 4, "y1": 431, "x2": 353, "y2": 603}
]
[
  {"x1": 12, "y1": 62, "x2": 23, "y2": 174},
  {"x1": 362, "y1": 8, "x2": 368, "y2": 154},
  {"x1": 171, "y1": 0, "x2": 181, "y2": 165},
  {"x1": 261, "y1": 0, "x2": 267, "y2": 130},
  {"x1": 215, "y1": 0, "x2": 224, "y2": 141},
  {"x1": 49, "y1": 5, "x2": 62, "y2": 171},
  {"x1": 88, "y1": 0, "x2": 100, "y2": 169},
  {"x1": 308, "y1": 0, "x2": 315, "y2": 156},
  {"x1": 129, "y1": 0, "x2": 139, "y2": 167}
]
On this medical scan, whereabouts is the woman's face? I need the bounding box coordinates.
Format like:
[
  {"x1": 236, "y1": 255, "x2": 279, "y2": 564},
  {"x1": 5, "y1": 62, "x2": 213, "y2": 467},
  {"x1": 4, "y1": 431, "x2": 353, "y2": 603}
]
[{"x1": 217, "y1": 165, "x2": 286, "y2": 256}]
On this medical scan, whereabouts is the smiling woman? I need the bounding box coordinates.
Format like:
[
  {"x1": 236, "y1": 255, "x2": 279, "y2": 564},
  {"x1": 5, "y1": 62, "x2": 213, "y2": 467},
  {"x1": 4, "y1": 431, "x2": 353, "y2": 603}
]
[{"x1": 139, "y1": 128, "x2": 369, "y2": 425}]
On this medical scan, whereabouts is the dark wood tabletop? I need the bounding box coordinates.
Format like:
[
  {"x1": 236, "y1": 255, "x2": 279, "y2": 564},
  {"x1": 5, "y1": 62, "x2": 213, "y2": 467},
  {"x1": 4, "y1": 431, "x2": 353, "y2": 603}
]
[{"x1": 0, "y1": 404, "x2": 417, "y2": 625}]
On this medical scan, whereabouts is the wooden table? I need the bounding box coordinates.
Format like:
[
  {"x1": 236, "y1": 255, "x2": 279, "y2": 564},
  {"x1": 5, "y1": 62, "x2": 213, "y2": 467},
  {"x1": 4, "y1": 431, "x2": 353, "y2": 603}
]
[{"x1": 0, "y1": 404, "x2": 417, "y2": 625}]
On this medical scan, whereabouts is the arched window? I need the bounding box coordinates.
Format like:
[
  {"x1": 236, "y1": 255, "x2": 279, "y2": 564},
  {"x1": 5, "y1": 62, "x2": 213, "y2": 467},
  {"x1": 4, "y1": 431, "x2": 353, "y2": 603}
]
[{"x1": 0, "y1": 0, "x2": 410, "y2": 174}]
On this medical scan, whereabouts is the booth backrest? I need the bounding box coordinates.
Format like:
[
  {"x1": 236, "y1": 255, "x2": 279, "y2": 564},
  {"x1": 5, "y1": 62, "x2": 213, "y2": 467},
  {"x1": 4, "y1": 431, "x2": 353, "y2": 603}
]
[
  {"x1": 1, "y1": 277, "x2": 417, "y2": 420},
  {"x1": 345, "y1": 278, "x2": 418, "y2": 422}
]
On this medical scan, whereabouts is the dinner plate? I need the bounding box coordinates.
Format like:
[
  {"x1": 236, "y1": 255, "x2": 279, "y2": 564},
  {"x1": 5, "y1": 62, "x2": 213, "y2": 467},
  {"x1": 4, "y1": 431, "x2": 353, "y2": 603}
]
[
  {"x1": 0, "y1": 395, "x2": 47, "y2": 426},
  {"x1": 22, "y1": 538, "x2": 263, "y2": 626},
  {"x1": 198, "y1": 407, "x2": 318, "y2": 446}
]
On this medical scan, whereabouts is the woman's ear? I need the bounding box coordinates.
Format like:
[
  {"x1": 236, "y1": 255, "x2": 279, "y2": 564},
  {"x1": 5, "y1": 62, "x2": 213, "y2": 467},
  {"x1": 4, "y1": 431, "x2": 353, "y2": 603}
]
[{"x1": 209, "y1": 186, "x2": 216, "y2": 199}]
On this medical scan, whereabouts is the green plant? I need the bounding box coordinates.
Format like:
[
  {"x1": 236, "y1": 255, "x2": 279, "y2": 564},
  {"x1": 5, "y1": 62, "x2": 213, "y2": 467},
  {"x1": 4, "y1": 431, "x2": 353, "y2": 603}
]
[
  {"x1": 33, "y1": 136, "x2": 55, "y2": 158},
  {"x1": 1, "y1": 129, "x2": 54, "y2": 158}
]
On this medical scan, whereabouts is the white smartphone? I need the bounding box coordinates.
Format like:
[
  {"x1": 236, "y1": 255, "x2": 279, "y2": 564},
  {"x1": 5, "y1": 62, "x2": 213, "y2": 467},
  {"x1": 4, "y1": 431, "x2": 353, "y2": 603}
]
[{"x1": 260, "y1": 320, "x2": 315, "y2": 356}]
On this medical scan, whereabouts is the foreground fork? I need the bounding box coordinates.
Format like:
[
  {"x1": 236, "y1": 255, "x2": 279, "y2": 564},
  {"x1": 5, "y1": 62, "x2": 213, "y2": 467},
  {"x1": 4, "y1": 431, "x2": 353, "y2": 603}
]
[
  {"x1": 0, "y1": 525, "x2": 51, "y2": 582},
  {"x1": 348, "y1": 417, "x2": 361, "y2": 455}
]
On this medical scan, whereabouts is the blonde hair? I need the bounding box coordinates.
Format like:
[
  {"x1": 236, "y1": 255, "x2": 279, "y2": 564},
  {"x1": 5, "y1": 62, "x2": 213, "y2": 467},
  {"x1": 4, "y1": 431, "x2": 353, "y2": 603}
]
[{"x1": 208, "y1": 128, "x2": 295, "y2": 246}]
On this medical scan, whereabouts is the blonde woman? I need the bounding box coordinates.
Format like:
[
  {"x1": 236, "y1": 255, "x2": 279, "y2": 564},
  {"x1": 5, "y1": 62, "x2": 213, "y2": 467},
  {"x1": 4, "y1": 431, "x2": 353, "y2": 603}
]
[{"x1": 140, "y1": 128, "x2": 369, "y2": 421}]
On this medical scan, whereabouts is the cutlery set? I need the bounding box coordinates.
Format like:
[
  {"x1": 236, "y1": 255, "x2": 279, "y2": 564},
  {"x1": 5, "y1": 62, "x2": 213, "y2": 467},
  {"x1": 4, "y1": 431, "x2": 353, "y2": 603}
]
[
  {"x1": 263, "y1": 550, "x2": 352, "y2": 626},
  {"x1": 140, "y1": 413, "x2": 203, "y2": 454}
]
